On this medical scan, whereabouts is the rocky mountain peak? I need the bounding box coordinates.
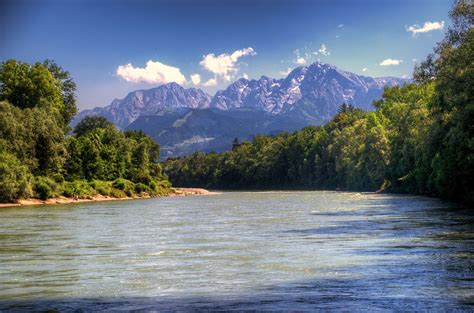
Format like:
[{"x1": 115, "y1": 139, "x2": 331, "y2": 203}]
[{"x1": 72, "y1": 62, "x2": 409, "y2": 129}]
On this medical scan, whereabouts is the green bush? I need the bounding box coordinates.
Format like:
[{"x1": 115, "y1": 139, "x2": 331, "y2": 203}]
[
  {"x1": 110, "y1": 188, "x2": 126, "y2": 198},
  {"x1": 35, "y1": 181, "x2": 51, "y2": 200},
  {"x1": 62, "y1": 180, "x2": 95, "y2": 199},
  {"x1": 89, "y1": 180, "x2": 112, "y2": 196},
  {"x1": 52, "y1": 173, "x2": 65, "y2": 184},
  {"x1": 112, "y1": 178, "x2": 135, "y2": 197},
  {"x1": 134, "y1": 182, "x2": 149, "y2": 194},
  {"x1": 148, "y1": 179, "x2": 172, "y2": 196},
  {"x1": 0, "y1": 151, "x2": 33, "y2": 202},
  {"x1": 33, "y1": 176, "x2": 60, "y2": 200}
]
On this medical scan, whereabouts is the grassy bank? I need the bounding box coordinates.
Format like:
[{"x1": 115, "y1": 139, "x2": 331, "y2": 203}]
[
  {"x1": 0, "y1": 187, "x2": 216, "y2": 208},
  {"x1": 8, "y1": 177, "x2": 171, "y2": 202}
]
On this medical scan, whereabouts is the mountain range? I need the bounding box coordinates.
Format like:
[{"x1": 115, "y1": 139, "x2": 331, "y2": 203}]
[{"x1": 72, "y1": 61, "x2": 408, "y2": 159}]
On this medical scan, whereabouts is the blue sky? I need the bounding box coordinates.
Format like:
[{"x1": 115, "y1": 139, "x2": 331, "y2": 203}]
[{"x1": 1, "y1": 0, "x2": 451, "y2": 110}]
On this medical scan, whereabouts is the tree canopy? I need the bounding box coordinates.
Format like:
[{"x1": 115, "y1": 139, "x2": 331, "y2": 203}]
[
  {"x1": 73, "y1": 115, "x2": 115, "y2": 137},
  {"x1": 0, "y1": 60, "x2": 77, "y2": 128}
]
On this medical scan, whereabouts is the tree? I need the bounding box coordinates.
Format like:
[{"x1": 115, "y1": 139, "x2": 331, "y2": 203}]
[
  {"x1": 131, "y1": 139, "x2": 152, "y2": 184},
  {"x1": 0, "y1": 60, "x2": 65, "y2": 123},
  {"x1": 415, "y1": 0, "x2": 474, "y2": 203},
  {"x1": 0, "y1": 101, "x2": 66, "y2": 176},
  {"x1": 73, "y1": 115, "x2": 114, "y2": 137},
  {"x1": 414, "y1": 0, "x2": 473, "y2": 84},
  {"x1": 42, "y1": 60, "x2": 78, "y2": 125},
  {"x1": 232, "y1": 138, "x2": 240, "y2": 150},
  {"x1": 0, "y1": 151, "x2": 33, "y2": 202},
  {"x1": 338, "y1": 103, "x2": 355, "y2": 114}
]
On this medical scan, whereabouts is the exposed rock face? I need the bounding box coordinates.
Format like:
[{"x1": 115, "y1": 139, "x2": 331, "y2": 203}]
[
  {"x1": 72, "y1": 82, "x2": 211, "y2": 129},
  {"x1": 208, "y1": 62, "x2": 407, "y2": 119}
]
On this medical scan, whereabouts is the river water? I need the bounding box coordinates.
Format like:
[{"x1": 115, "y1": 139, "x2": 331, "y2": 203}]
[{"x1": 0, "y1": 191, "x2": 473, "y2": 311}]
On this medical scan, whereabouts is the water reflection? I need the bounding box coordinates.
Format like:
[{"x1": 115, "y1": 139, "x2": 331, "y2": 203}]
[{"x1": 0, "y1": 192, "x2": 472, "y2": 310}]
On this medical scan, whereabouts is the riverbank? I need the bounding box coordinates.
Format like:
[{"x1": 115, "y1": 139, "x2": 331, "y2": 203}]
[{"x1": 0, "y1": 187, "x2": 218, "y2": 208}]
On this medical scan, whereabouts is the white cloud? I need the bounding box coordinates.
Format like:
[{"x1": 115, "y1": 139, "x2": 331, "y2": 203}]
[
  {"x1": 338, "y1": 24, "x2": 344, "y2": 28},
  {"x1": 117, "y1": 60, "x2": 186, "y2": 85},
  {"x1": 203, "y1": 78, "x2": 217, "y2": 87},
  {"x1": 318, "y1": 44, "x2": 330, "y2": 56},
  {"x1": 406, "y1": 21, "x2": 444, "y2": 36},
  {"x1": 280, "y1": 67, "x2": 293, "y2": 76},
  {"x1": 199, "y1": 47, "x2": 256, "y2": 82},
  {"x1": 242, "y1": 73, "x2": 249, "y2": 80},
  {"x1": 412, "y1": 58, "x2": 417, "y2": 62},
  {"x1": 190, "y1": 73, "x2": 201, "y2": 85},
  {"x1": 380, "y1": 58, "x2": 403, "y2": 66},
  {"x1": 362, "y1": 67, "x2": 368, "y2": 72},
  {"x1": 295, "y1": 57, "x2": 306, "y2": 64},
  {"x1": 293, "y1": 49, "x2": 307, "y2": 64}
]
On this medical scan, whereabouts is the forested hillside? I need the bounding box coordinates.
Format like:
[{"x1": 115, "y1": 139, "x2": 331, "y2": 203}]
[
  {"x1": 0, "y1": 61, "x2": 171, "y2": 202},
  {"x1": 164, "y1": 0, "x2": 473, "y2": 205}
]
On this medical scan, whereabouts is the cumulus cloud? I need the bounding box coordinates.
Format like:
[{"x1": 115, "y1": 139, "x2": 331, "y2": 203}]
[
  {"x1": 312, "y1": 44, "x2": 330, "y2": 56},
  {"x1": 116, "y1": 60, "x2": 186, "y2": 84},
  {"x1": 199, "y1": 47, "x2": 256, "y2": 82},
  {"x1": 362, "y1": 67, "x2": 368, "y2": 72},
  {"x1": 190, "y1": 73, "x2": 201, "y2": 85},
  {"x1": 203, "y1": 78, "x2": 217, "y2": 87},
  {"x1": 318, "y1": 44, "x2": 330, "y2": 56},
  {"x1": 280, "y1": 67, "x2": 293, "y2": 76},
  {"x1": 295, "y1": 57, "x2": 306, "y2": 64},
  {"x1": 338, "y1": 24, "x2": 344, "y2": 28},
  {"x1": 380, "y1": 58, "x2": 403, "y2": 66},
  {"x1": 293, "y1": 49, "x2": 307, "y2": 64},
  {"x1": 406, "y1": 21, "x2": 444, "y2": 36}
]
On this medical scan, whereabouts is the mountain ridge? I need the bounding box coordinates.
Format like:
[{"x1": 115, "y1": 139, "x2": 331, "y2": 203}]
[
  {"x1": 73, "y1": 82, "x2": 211, "y2": 129},
  {"x1": 72, "y1": 61, "x2": 408, "y2": 129}
]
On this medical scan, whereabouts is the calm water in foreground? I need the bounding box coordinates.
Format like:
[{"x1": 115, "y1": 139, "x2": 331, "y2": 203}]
[{"x1": 0, "y1": 191, "x2": 473, "y2": 311}]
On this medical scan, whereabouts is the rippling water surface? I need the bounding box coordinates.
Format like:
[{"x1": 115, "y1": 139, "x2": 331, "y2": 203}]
[{"x1": 0, "y1": 191, "x2": 473, "y2": 311}]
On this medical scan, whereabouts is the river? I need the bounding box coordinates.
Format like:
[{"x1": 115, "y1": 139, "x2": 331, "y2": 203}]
[{"x1": 0, "y1": 191, "x2": 473, "y2": 311}]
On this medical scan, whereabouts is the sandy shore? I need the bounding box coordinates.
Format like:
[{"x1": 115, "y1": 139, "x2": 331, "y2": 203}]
[
  {"x1": 0, "y1": 187, "x2": 218, "y2": 208},
  {"x1": 170, "y1": 187, "x2": 220, "y2": 196}
]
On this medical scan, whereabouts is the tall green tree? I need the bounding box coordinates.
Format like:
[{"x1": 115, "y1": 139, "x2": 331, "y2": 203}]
[
  {"x1": 74, "y1": 115, "x2": 114, "y2": 137},
  {"x1": 0, "y1": 151, "x2": 33, "y2": 202},
  {"x1": 0, "y1": 60, "x2": 76, "y2": 128},
  {"x1": 42, "y1": 60, "x2": 77, "y2": 125},
  {"x1": 415, "y1": 0, "x2": 474, "y2": 202}
]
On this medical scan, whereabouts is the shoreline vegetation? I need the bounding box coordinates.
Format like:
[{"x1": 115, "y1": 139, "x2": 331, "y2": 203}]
[
  {"x1": 0, "y1": 187, "x2": 217, "y2": 208},
  {"x1": 0, "y1": 60, "x2": 174, "y2": 204}
]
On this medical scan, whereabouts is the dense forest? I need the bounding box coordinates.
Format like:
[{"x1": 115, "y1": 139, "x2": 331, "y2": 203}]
[
  {"x1": 0, "y1": 61, "x2": 171, "y2": 202},
  {"x1": 164, "y1": 0, "x2": 473, "y2": 205}
]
